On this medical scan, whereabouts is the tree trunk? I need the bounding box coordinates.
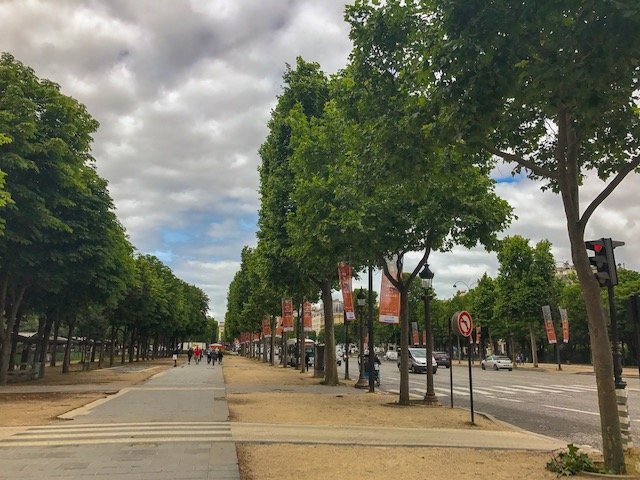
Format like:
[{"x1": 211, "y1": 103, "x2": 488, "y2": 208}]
[
  {"x1": 128, "y1": 329, "x2": 135, "y2": 363},
  {"x1": 37, "y1": 312, "x2": 54, "y2": 378},
  {"x1": 9, "y1": 312, "x2": 23, "y2": 372},
  {"x1": 0, "y1": 285, "x2": 27, "y2": 385},
  {"x1": 109, "y1": 325, "x2": 116, "y2": 367},
  {"x1": 121, "y1": 328, "x2": 127, "y2": 364},
  {"x1": 321, "y1": 281, "x2": 338, "y2": 385},
  {"x1": 529, "y1": 323, "x2": 539, "y2": 367},
  {"x1": 98, "y1": 339, "x2": 105, "y2": 369},
  {"x1": 62, "y1": 318, "x2": 76, "y2": 374},
  {"x1": 571, "y1": 230, "x2": 625, "y2": 472},
  {"x1": 270, "y1": 317, "x2": 276, "y2": 365},
  {"x1": 50, "y1": 315, "x2": 61, "y2": 367}
]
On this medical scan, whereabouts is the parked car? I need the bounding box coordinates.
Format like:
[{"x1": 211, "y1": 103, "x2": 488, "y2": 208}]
[
  {"x1": 384, "y1": 349, "x2": 398, "y2": 361},
  {"x1": 481, "y1": 355, "x2": 513, "y2": 371},
  {"x1": 397, "y1": 348, "x2": 438, "y2": 374},
  {"x1": 433, "y1": 351, "x2": 450, "y2": 368}
]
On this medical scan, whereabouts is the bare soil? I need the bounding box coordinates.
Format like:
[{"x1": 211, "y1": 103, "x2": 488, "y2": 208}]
[{"x1": 225, "y1": 355, "x2": 632, "y2": 480}]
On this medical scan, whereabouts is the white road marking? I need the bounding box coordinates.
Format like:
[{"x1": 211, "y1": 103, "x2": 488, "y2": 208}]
[{"x1": 543, "y1": 405, "x2": 600, "y2": 416}]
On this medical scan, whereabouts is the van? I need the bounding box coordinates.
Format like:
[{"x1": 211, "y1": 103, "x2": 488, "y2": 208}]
[{"x1": 397, "y1": 347, "x2": 438, "y2": 374}]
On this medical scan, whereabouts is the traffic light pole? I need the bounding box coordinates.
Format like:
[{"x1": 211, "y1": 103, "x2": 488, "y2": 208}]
[{"x1": 608, "y1": 283, "x2": 626, "y2": 390}]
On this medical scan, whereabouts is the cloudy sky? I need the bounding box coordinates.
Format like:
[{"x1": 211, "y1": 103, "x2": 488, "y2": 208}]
[{"x1": 2, "y1": 1, "x2": 639, "y2": 319}]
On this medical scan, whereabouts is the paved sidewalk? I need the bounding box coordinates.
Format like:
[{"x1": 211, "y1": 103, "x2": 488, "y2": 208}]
[{"x1": 0, "y1": 361, "x2": 239, "y2": 480}]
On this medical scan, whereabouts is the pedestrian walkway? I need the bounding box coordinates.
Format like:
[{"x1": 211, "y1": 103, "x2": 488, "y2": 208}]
[{"x1": 0, "y1": 361, "x2": 240, "y2": 480}]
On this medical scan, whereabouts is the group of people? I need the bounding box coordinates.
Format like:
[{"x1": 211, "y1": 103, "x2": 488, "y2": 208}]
[{"x1": 186, "y1": 345, "x2": 224, "y2": 365}]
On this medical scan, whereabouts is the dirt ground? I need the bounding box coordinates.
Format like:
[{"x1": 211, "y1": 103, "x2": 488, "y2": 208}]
[
  {"x1": 0, "y1": 358, "x2": 173, "y2": 426},
  {"x1": 1, "y1": 355, "x2": 637, "y2": 478},
  {"x1": 225, "y1": 355, "x2": 636, "y2": 480}
]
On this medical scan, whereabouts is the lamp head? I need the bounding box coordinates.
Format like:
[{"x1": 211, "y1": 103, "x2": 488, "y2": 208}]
[
  {"x1": 419, "y1": 263, "x2": 434, "y2": 290},
  {"x1": 357, "y1": 287, "x2": 366, "y2": 307}
]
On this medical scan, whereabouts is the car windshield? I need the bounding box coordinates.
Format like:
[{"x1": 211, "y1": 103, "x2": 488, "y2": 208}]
[{"x1": 409, "y1": 348, "x2": 427, "y2": 358}]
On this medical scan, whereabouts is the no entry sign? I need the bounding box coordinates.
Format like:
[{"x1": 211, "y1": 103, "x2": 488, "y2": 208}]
[{"x1": 451, "y1": 311, "x2": 473, "y2": 337}]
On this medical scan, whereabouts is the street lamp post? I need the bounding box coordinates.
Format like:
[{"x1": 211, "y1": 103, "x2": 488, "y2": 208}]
[
  {"x1": 355, "y1": 288, "x2": 368, "y2": 388},
  {"x1": 344, "y1": 311, "x2": 350, "y2": 381},
  {"x1": 420, "y1": 264, "x2": 439, "y2": 405}
]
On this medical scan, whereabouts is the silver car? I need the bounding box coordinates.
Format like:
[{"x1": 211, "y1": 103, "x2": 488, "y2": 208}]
[
  {"x1": 481, "y1": 355, "x2": 513, "y2": 371},
  {"x1": 397, "y1": 348, "x2": 438, "y2": 374}
]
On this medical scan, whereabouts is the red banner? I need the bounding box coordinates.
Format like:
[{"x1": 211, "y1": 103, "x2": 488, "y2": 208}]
[
  {"x1": 338, "y1": 262, "x2": 355, "y2": 321},
  {"x1": 559, "y1": 308, "x2": 569, "y2": 344},
  {"x1": 262, "y1": 318, "x2": 271, "y2": 338},
  {"x1": 379, "y1": 257, "x2": 401, "y2": 324},
  {"x1": 281, "y1": 299, "x2": 294, "y2": 332},
  {"x1": 411, "y1": 322, "x2": 419, "y2": 346},
  {"x1": 423, "y1": 330, "x2": 427, "y2": 346},
  {"x1": 542, "y1": 305, "x2": 557, "y2": 344},
  {"x1": 303, "y1": 301, "x2": 313, "y2": 332},
  {"x1": 475, "y1": 326, "x2": 481, "y2": 345},
  {"x1": 276, "y1": 317, "x2": 283, "y2": 335}
]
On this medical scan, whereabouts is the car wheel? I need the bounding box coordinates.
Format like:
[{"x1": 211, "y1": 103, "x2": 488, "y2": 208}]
[
  {"x1": 481, "y1": 364, "x2": 485, "y2": 370},
  {"x1": 410, "y1": 365, "x2": 415, "y2": 374},
  {"x1": 493, "y1": 364, "x2": 499, "y2": 371},
  {"x1": 508, "y1": 368, "x2": 512, "y2": 371}
]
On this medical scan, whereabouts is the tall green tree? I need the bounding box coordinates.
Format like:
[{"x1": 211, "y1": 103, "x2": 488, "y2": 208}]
[
  {"x1": 0, "y1": 54, "x2": 100, "y2": 384},
  {"x1": 344, "y1": 2, "x2": 513, "y2": 404},
  {"x1": 493, "y1": 236, "x2": 557, "y2": 367},
  {"x1": 424, "y1": 1, "x2": 640, "y2": 469}
]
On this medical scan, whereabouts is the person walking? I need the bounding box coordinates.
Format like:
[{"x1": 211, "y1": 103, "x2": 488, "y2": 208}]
[
  {"x1": 206, "y1": 347, "x2": 212, "y2": 364},
  {"x1": 217, "y1": 349, "x2": 223, "y2": 365},
  {"x1": 187, "y1": 347, "x2": 194, "y2": 365},
  {"x1": 194, "y1": 345, "x2": 202, "y2": 365}
]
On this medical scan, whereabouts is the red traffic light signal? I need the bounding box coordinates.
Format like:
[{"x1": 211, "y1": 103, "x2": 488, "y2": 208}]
[{"x1": 585, "y1": 238, "x2": 624, "y2": 287}]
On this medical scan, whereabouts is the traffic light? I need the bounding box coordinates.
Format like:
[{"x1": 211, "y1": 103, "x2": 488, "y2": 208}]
[{"x1": 584, "y1": 238, "x2": 624, "y2": 287}]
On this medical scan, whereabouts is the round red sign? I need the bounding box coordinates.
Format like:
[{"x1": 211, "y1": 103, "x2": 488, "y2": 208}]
[{"x1": 451, "y1": 310, "x2": 473, "y2": 337}]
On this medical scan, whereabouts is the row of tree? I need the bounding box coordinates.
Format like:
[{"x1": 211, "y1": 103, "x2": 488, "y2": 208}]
[
  {"x1": 225, "y1": 1, "x2": 640, "y2": 471},
  {"x1": 0, "y1": 53, "x2": 212, "y2": 385}
]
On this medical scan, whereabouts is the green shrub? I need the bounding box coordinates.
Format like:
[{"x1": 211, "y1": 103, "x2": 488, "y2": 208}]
[{"x1": 546, "y1": 444, "x2": 601, "y2": 477}]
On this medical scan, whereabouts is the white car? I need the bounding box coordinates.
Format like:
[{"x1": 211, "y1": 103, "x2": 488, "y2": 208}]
[
  {"x1": 384, "y1": 350, "x2": 398, "y2": 361},
  {"x1": 481, "y1": 355, "x2": 513, "y2": 371}
]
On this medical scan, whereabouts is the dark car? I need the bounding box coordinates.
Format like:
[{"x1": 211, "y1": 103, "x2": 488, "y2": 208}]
[{"x1": 433, "y1": 351, "x2": 450, "y2": 368}]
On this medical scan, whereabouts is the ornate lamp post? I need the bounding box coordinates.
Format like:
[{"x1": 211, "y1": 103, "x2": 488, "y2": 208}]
[
  {"x1": 420, "y1": 264, "x2": 439, "y2": 405},
  {"x1": 355, "y1": 288, "x2": 368, "y2": 388}
]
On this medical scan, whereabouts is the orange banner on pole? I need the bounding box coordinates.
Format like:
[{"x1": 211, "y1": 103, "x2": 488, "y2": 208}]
[
  {"x1": 559, "y1": 308, "x2": 569, "y2": 344},
  {"x1": 338, "y1": 262, "x2": 355, "y2": 321},
  {"x1": 411, "y1": 322, "x2": 419, "y2": 346},
  {"x1": 262, "y1": 318, "x2": 271, "y2": 338},
  {"x1": 281, "y1": 299, "x2": 294, "y2": 332},
  {"x1": 379, "y1": 257, "x2": 400, "y2": 324},
  {"x1": 542, "y1": 305, "x2": 557, "y2": 344},
  {"x1": 303, "y1": 301, "x2": 313, "y2": 332}
]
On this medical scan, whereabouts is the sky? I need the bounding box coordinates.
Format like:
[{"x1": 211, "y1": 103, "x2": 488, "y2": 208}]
[{"x1": 1, "y1": 1, "x2": 639, "y2": 320}]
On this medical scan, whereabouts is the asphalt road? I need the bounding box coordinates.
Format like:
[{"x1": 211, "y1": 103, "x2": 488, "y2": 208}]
[{"x1": 341, "y1": 358, "x2": 640, "y2": 450}]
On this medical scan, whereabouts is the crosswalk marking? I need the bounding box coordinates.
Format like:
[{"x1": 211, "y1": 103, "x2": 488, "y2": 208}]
[
  {"x1": 0, "y1": 422, "x2": 232, "y2": 447},
  {"x1": 512, "y1": 384, "x2": 563, "y2": 394}
]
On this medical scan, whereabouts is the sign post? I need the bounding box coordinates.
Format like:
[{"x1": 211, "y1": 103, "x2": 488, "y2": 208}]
[{"x1": 451, "y1": 311, "x2": 475, "y2": 424}]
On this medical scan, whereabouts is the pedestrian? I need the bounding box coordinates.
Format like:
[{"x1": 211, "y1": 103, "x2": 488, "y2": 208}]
[
  {"x1": 305, "y1": 352, "x2": 311, "y2": 372},
  {"x1": 206, "y1": 347, "x2": 212, "y2": 364},
  {"x1": 217, "y1": 349, "x2": 223, "y2": 365},
  {"x1": 172, "y1": 347, "x2": 179, "y2": 367},
  {"x1": 194, "y1": 345, "x2": 202, "y2": 365},
  {"x1": 187, "y1": 347, "x2": 194, "y2": 365},
  {"x1": 212, "y1": 348, "x2": 218, "y2": 365}
]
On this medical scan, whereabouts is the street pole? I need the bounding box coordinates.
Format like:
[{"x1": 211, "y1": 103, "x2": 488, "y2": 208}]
[
  {"x1": 448, "y1": 315, "x2": 453, "y2": 408},
  {"x1": 344, "y1": 311, "x2": 350, "y2": 380},
  {"x1": 419, "y1": 264, "x2": 438, "y2": 405},
  {"x1": 367, "y1": 266, "x2": 375, "y2": 393},
  {"x1": 423, "y1": 290, "x2": 438, "y2": 405},
  {"x1": 355, "y1": 291, "x2": 368, "y2": 388},
  {"x1": 608, "y1": 284, "x2": 626, "y2": 389}
]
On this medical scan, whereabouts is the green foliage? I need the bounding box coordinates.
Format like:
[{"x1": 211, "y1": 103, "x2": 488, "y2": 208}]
[{"x1": 546, "y1": 444, "x2": 601, "y2": 477}]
